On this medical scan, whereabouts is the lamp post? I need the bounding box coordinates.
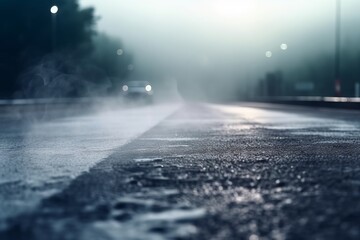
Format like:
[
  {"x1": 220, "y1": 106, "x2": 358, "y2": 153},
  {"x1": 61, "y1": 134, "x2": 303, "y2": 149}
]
[
  {"x1": 50, "y1": 5, "x2": 58, "y2": 52},
  {"x1": 262, "y1": 43, "x2": 288, "y2": 97},
  {"x1": 334, "y1": 0, "x2": 341, "y2": 96}
]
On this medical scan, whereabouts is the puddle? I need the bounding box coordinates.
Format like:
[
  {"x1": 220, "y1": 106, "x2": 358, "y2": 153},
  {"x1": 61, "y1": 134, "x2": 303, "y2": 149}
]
[
  {"x1": 83, "y1": 219, "x2": 199, "y2": 240},
  {"x1": 81, "y1": 207, "x2": 205, "y2": 240},
  {"x1": 132, "y1": 189, "x2": 180, "y2": 198},
  {"x1": 134, "y1": 158, "x2": 163, "y2": 163},
  {"x1": 166, "y1": 145, "x2": 189, "y2": 148},
  {"x1": 140, "y1": 208, "x2": 206, "y2": 222},
  {"x1": 140, "y1": 137, "x2": 198, "y2": 141},
  {"x1": 79, "y1": 188, "x2": 205, "y2": 240},
  {"x1": 316, "y1": 140, "x2": 359, "y2": 144},
  {"x1": 292, "y1": 131, "x2": 351, "y2": 137}
]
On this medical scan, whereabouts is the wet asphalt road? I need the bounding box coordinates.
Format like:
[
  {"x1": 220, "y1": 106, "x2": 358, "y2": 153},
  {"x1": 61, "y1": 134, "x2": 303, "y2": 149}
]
[
  {"x1": 0, "y1": 103, "x2": 179, "y2": 225},
  {"x1": 1, "y1": 102, "x2": 360, "y2": 240}
]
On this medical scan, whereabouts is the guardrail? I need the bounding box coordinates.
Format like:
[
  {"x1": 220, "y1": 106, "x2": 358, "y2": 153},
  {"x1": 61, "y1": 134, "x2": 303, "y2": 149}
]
[{"x1": 254, "y1": 96, "x2": 360, "y2": 110}]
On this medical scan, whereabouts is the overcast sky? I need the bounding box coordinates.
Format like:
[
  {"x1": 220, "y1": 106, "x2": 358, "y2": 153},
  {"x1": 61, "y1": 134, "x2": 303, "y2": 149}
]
[{"x1": 79, "y1": 0, "x2": 360, "y2": 85}]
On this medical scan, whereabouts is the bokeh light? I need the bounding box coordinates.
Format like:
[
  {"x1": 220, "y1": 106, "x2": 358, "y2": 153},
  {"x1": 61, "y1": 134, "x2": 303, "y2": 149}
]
[
  {"x1": 128, "y1": 64, "x2": 134, "y2": 71},
  {"x1": 265, "y1": 51, "x2": 272, "y2": 58},
  {"x1": 116, "y1": 49, "x2": 124, "y2": 56}
]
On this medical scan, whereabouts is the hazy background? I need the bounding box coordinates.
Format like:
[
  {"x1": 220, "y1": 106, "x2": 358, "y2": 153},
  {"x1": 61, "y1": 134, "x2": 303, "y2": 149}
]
[
  {"x1": 1, "y1": 0, "x2": 359, "y2": 100},
  {"x1": 80, "y1": 0, "x2": 360, "y2": 100}
]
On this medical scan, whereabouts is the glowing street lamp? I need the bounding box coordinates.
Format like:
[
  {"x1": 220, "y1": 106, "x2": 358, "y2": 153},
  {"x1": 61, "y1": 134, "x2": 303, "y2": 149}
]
[
  {"x1": 50, "y1": 6, "x2": 58, "y2": 51},
  {"x1": 334, "y1": 0, "x2": 342, "y2": 96},
  {"x1": 50, "y1": 5, "x2": 58, "y2": 14},
  {"x1": 280, "y1": 43, "x2": 288, "y2": 51}
]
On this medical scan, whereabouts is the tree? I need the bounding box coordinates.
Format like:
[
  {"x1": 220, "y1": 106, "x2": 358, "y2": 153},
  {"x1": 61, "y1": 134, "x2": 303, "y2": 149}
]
[{"x1": 0, "y1": 0, "x2": 95, "y2": 98}]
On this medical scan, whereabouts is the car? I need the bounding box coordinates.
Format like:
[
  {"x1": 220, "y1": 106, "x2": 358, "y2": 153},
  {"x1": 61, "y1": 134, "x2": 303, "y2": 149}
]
[{"x1": 121, "y1": 81, "x2": 153, "y2": 103}]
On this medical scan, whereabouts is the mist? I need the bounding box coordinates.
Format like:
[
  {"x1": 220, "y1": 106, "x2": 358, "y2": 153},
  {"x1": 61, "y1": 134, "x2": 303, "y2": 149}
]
[{"x1": 80, "y1": 0, "x2": 360, "y2": 100}]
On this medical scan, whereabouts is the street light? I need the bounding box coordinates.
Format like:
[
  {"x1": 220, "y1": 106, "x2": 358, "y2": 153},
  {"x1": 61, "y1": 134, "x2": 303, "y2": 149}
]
[
  {"x1": 280, "y1": 43, "x2": 288, "y2": 51},
  {"x1": 50, "y1": 5, "x2": 58, "y2": 51},
  {"x1": 50, "y1": 5, "x2": 58, "y2": 14},
  {"x1": 334, "y1": 0, "x2": 341, "y2": 96},
  {"x1": 265, "y1": 51, "x2": 272, "y2": 58},
  {"x1": 263, "y1": 44, "x2": 288, "y2": 97}
]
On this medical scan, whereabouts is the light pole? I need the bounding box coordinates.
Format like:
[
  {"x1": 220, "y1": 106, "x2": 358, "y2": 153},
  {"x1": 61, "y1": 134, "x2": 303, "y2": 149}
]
[
  {"x1": 262, "y1": 43, "x2": 288, "y2": 97},
  {"x1": 50, "y1": 5, "x2": 58, "y2": 52},
  {"x1": 334, "y1": 0, "x2": 341, "y2": 96}
]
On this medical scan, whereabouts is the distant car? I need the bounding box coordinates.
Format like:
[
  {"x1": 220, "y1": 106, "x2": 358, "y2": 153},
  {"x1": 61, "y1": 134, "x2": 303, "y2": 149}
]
[{"x1": 121, "y1": 81, "x2": 153, "y2": 102}]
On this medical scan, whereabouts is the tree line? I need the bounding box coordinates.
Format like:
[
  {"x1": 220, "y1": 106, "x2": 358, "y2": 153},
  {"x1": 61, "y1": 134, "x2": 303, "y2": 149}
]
[{"x1": 0, "y1": 0, "x2": 132, "y2": 98}]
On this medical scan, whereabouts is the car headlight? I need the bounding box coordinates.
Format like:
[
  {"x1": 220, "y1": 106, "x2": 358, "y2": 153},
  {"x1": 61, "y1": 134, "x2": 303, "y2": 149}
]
[
  {"x1": 122, "y1": 85, "x2": 128, "y2": 92},
  {"x1": 145, "y1": 85, "x2": 152, "y2": 92}
]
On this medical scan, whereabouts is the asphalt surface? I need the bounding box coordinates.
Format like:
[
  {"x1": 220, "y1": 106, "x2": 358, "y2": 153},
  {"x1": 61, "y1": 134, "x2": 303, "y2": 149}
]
[
  {"x1": 1, "y1": 102, "x2": 360, "y2": 240},
  {"x1": 0, "y1": 103, "x2": 179, "y2": 225}
]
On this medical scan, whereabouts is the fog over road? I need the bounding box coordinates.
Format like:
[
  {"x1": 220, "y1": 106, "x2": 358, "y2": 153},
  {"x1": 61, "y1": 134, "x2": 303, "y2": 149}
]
[{"x1": 1, "y1": 103, "x2": 360, "y2": 239}]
